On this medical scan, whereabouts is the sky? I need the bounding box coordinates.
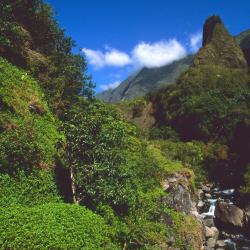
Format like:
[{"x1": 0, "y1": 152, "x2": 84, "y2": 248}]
[{"x1": 46, "y1": 0, "x2": 250, "y2": 93}]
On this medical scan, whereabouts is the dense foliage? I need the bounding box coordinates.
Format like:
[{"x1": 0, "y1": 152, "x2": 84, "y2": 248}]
[
  {"x1": 61, "y1": 100, "x2": 190, "y2": 248},
  {"x1": 0, "y1": 57, "x2": 61, "y2": 174},
  {"x1": 0, "y1": 203, "x2": 117, "y2": 249},
  {"x1": 0, "y1": 0, "x2": 94, "y2": 115},
  {"x1": 1, "y1": 1, "x2": 249, "y2": 249},
  {"x1": 150, "y1": 64, "x2": 250, "y2": 189},
  {"x1": 0, "y1": 170, "x2": 61, "y2": 207}
]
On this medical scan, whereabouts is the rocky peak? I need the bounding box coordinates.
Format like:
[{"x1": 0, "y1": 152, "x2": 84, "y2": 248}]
[
  {"x1": 193, "y1": 16, "x2": 248, "y2": 69},
  {"x1": 202, "y1": 16, "x2": 223, "y2": 46}
]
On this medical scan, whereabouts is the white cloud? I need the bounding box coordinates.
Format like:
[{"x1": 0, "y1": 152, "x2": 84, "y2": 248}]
[
  {"x1": 100, "y1": 81, "x2": 121, "y2": 91},
  {"x1": 82, "y1": 48, "x2": 131, "y2": 68},
  {"x1": 190, "y1": 32, "x2": 202, "y2": 52},
  {"x1": 83, "y1": 38, "x2": 189, "y2": 70},
  {"x1": 105, "y1": 49, "x2": 131, "y2": 67},
  {"x1": 132, "y1": 39, "x2": 187, "y2": 68}
]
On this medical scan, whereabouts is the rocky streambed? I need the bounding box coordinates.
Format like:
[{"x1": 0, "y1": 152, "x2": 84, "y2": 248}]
[
  {"x1": 198, "y1": 184, "x2": 250, "y2": 250},
  {"x1": 163, "y1": 173, "x2": 250, "y2": 249}
]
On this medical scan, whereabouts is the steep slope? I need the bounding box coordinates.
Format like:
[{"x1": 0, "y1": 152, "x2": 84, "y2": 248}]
[
  {"x1": 0, "y1": 57, "x2": 61, "y2": 173},
  {"x1": 97, "y1": 55, "x2": 193, "y2": 102},
  {"x1": 193, "y1": 16, "x2": 248, "y2": 69},
  {"x1": 235, "y1": 29, "x2": 250, "y2": 66}
]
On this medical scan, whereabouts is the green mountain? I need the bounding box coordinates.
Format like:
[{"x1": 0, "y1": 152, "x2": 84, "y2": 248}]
[
  {"x1": 98, "y1": 17, "x2": 250, "y2": 104},
  {"x1": 193, "y1": 16, "x2": 248, "y2": 69},
  {"x1": 97, "y1": 55, "x2": 193, "y2": 102}
]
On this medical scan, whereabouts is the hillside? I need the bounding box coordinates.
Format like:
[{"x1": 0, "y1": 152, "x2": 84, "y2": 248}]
[
  {"x1": 97, "y1": 55, "x2": 193, "y2": 102},
  {"x1": 0, "y1": 1, "x2": 207, "y2": 249},
  {"x1": 0, "y1": 2, "x2": 250, "y2": 249}
]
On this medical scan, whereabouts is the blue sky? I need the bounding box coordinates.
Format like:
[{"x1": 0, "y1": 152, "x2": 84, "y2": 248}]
[{"x1": 46, "y1": 0, "x2": 250, "y2": 93}]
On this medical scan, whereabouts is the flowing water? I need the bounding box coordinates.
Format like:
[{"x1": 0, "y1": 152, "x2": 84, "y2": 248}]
[{"x1": 200, "y1": 186, "x2": 250, "y2": 250}]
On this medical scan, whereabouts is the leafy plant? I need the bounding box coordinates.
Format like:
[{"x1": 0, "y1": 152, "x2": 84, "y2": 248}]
[
  {"x1": 0, "y1": 170, "x2": 61, "y2": 207},
  {"x1": 0, "y1": 203, "x2": 117, "y2": 249}
]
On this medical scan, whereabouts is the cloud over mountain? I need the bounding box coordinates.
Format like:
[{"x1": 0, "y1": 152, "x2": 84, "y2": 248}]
[
  {"x1": 132, "y1": 39, "x2": 187, "y2": 68},
  {"x1": 82, "y1": 39, "x2": 187, "y2": 69}
]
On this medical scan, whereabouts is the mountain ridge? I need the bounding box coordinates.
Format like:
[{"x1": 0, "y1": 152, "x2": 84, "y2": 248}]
[{"x1": 97, "y1": 55, "x2": 193, "y2": 102}]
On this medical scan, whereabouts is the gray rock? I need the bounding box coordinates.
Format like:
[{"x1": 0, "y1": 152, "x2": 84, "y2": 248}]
[
  {"x1": 207, "y1": 237, "x2": 216, "y2": 248},
  {"x1": 166, "y1": 184, "x2": 193, "y2": 214},
  {"x1": 216, "y1": 240, "x2": 226, "y2": 247},
  {"x1": 198, "y1": 200, "x2": 205, "y2": 208},
  {"x1": 197, "y1": 189, "x2": 204, "y2": 199},
  {"x1": 202, "y1": 185, "x2": 211, "y2": 192},
  {"x1": 204, "y1": 218, "x2": 215, "y2": 227},
  {"x1": 204, "y1": 247, "x2": 213, "y2": 250},
  {"x1": 215, "y1": 201, "x2": 246, "y2": 228},
  {"x1": 168, "y1": 178, "x2": 177, "y2": 183},
  {"x1": 162, "y1": 180, "x2": 170, "y2": 191},
  {"x1": 205, "y1": 193, "x2": 212, "y2": 198},
  {"x1": 205, "y1": 226, "x2": 219, "y2": 239}
]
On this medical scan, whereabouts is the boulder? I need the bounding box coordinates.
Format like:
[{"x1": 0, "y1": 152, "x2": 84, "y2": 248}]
[
  {"x1": 203, "y1": 218, "x2": 215, "y2": 227},
  {"x1": 198, "y1": 200, "x2": 205, "y2": 208},
  {"x1": 165, "y1": 173, "x2": 195, "y2": 214},
  {"x1": 197, "y1": 189, "x2": 204, "y2": 199},
  {"x1": 205, "y1": 226, "x2": 219, "y2": 239},
  {"x1": 202, "y1": 185, "x2": 211, "y2": 193},
  {"x1": 162, "y1": 180, "x2": 170, "y2": 191},
  {"x1": 216, "y1": 240, "x2": 226, "y2": 247},
  {"x1": 205, "y1": 193, "x2": 212, "y2": 199},
  {"x1": 215, "y1": 202, "x2": 245, "y2": 228},
  {"x1": 207, "y1": 237, "x2": 216, "y2": 248},
  {"x1": 166, "y1": 184, "x2": 193, "y2": 214}
]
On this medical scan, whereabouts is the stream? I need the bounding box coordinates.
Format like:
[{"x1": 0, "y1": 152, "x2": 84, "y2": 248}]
[{"x1": 199, "y1": 185, "x2": 250, "y2": 250}]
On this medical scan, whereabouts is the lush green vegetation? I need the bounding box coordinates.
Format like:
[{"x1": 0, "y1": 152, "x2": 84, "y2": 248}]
[
  {"x1": 0, "y1": 170, "x2": 61, "y2": 207},
  {"x1": 0, "y1": 203, "x2": 117, "y2": 249},
  {"x1": 0, "y1": 57, "x2": 62, "y2": 175},
  {"x1": 150, "y1": 64, "x2": 250, "y2": 190},
  {"x1": 0, "y1": 2, "x2": 201, "y2": 247},
  {"x1": 0, "y1": 0, "x2": 94, "y2": 115},
  {"x1": 1, "y1": 1, "x2": 249, "y2": 249}
]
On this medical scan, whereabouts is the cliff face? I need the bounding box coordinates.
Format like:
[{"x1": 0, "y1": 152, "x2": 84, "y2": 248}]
[{"x1": 193, "y1": 16, "x2": 248, "y2": 69}]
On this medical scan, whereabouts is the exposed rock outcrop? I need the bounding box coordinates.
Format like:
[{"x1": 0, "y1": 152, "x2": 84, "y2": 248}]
[
  {"x1": 163, "y1": 172, "x2": 197, "y2": 215},
  {"x1": 193, "y1": 16, "x2": 248, "y2": 69}
]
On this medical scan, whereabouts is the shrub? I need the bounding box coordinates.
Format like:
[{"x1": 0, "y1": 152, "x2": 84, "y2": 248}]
[
  {"x1": 62, "y1": 100, "x2": 186, "y2": 248},
  {"x1": 0, "y1": 203, "x2": 117, "y2": 249},
  {"x1": 62, "y1": 100, "x2": 171, "y2": 209},
  {"x1": 149, "y1": 126, "x2": 179, "y2": 141},
  {"x1": 164, "y1": 208, "x2": 203, "y2": 249},
  {"x1": 152, "y1": 140, "x2": 207, "y2": 183},
  {"x1": 0, "y1": 170, "x2": 61, "y2": 207},
  {"x1": 0, "y1": 57, "x2": 62, "y2": 174}
]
